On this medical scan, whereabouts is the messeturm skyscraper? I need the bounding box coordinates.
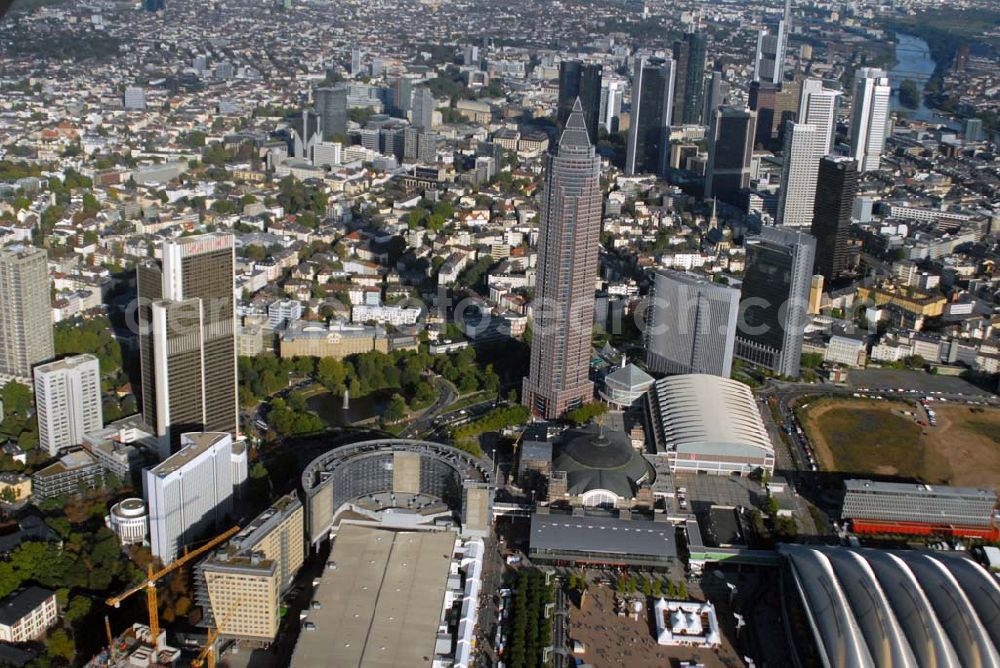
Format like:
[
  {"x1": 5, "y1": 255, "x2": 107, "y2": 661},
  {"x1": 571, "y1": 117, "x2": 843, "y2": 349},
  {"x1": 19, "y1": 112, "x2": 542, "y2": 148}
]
[
  {"x1": 138, "y1": 233, "x2": 238, "y2": 453},
  {"x1": 523, "y1": 100, "x2": 602, "y2": 419},
  {"x1": 0, "y1": 244, "x2": 53, "y2": 379}
]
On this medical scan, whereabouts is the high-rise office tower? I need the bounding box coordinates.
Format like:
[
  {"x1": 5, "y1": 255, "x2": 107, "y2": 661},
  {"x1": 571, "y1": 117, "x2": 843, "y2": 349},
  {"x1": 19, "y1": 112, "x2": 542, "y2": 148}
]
[
  {"x1": 777, "y1": 79, "x2": 839, "y2": 227},
  {"x1": 705, "y1": 106, "x2": 757, "y2": 207},
  {"x1": 522, "y1": 100, "x2": 602, "y2": 419},
  {"x1": 964, "y1": 118, "x2": 985, "y2": 143},
  {"x1": 754, "y1": 0, "x2": 790, "y2": 85},
  {"x1": 625, "y1": 57, "x2": 675, "y2": 176},
  {"x1": 749, "y1": 80, "x2": 800, "y2": 150},
  {"x1": 392, "y1": 76, "x2": 413, "y2": 117},
  {"x1": 123, "y1": 86, "x2": 146, "y2": 111},
  {"x1": 777, "y1": 123, "x2": 822, "y2": 227},
  {"x1": 315, "y1": 85, "x2": 348, "y2": 140},
  {"x1": 350, "y1": 46, "x2": 363, "y2": 77},
  {"x1": 145, "y1": 432, "x2": 247, "y2": 562},
  {"x1": 735, "y1": 227, "x2": 816, "y2": 379},
  {"x1": 811, "y1": 156, "x2": 859, "y2": 282},
  {"x1": 702, "y1": 70, "x2": 728, "y2": 126},
  {"x1": 558, "y1": 61, "x2": 602, "y2": 145},
  {"x1": 646, "y1": 270, "x2": 741, "y2": 377},
  {"x1": 672, "y1": 31, "x2": 708, "y2": 125},
  {"x1": 138, "y1": 234, "x2": 238, "y2": 452},
  {"x1": 797, "y1": 78, "x2": 839, "y2": 153},
  {"x1": 33, "y1": 355, "x2": 103, "y2": 457},
  {"x1": 411, "y1": 86, "x2": 435, "y2": 132},
  {"x1": 599, "y1": 79, "x2": 625, "y2": 133},
  {"x1": 0, "y1": 245, "x2": 53, "y2": 379},
  {"x1": 849, "y1": 67, "x2": 891, "y2": 172}
]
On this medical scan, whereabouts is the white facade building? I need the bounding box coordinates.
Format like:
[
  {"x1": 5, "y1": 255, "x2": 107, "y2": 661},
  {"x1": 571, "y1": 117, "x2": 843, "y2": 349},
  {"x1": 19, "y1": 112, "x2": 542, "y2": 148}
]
[
  {"x1": 777, "y1": 80, "x2": 840, "y2": 228},
  {"x1": 33, "y1": 354, "x2": 103, "y2": 457},
  {"x1": 849, "y1": 68, "x2": 891, "y2": 173},
  {"x1": 824, "y1": 335, "x2": 867, "y2": 367},
  {"x1": 268, "y1": 299, "x2": 302, "y2": 328},
  {"x1": 351, "y1": 304, "x2": 421, "y2": 326},
  {"x1": 107, "y1": 497, "x2": 149, "y2": 545},
  {"x1": 0, "y1": 588, "x2": 58, "y2": 643},
  {"x1": 145, "y1": 432, "x2": 247, "y2": 562}
]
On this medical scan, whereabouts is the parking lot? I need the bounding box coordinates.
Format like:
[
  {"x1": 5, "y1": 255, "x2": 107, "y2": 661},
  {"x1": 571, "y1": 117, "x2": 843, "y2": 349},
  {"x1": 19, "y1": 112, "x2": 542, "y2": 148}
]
[
  {"x1": 849, "y1": 369, "x2": 986, "y2": 396},
  {"x1": 675, "y1": 474, "x2": 766, "y2": 514}
]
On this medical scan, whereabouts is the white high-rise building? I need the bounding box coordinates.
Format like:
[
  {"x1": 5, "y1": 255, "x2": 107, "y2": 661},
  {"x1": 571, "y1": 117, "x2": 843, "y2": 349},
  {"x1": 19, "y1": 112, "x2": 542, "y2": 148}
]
[
  {"x1": 313, "y1": 141, "x2": 342, "y2": 168},
  {"x1": 599, "y1": 79, "x2": 625, "y2": 133},
  {"x1": 849, "y1": 67, "x2": 891, "y2": 172},
  {"x1": 33, "y1": 354, "x2": 103, "y2": 457},
  {"x1": 145, "y1": 432, "x2": 247, "y2": 562},
  {"x1": 797, "y1": 78, "x2": 839, "y2": 153},
  {"x1": 777, "y1": 123, "x2": 823, "y2": 228},
  {"x1": 777, "y1": 79, "x2": 839, "y2": 227}
]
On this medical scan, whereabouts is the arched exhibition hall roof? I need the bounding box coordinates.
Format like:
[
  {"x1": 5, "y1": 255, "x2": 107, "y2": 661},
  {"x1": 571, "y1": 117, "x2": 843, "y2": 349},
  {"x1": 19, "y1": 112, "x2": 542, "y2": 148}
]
[
  {"x1": 780, "y1": 544, "x2": 1000, "y2": 668},
  {"x1": 649, "y1": 375, "x2": 773, "y2": 459}
]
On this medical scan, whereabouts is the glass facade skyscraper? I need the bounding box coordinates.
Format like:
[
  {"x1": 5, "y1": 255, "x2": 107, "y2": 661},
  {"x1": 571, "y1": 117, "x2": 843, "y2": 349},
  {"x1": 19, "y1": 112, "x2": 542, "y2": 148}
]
[
  {"x1": 735, "y1": 227, "x2": 816, "y2": 378},
  {"x1": 672, "y1": 31, "x2": 708, "y2": 125},
  {"x1": 625, "y1": 57, "x2": 675, "y2": 176},
  {"x1": 558, "y1": 61, "x2": 602, "y2": 145},
  {"x1": 811, "y1": 156, "x2": 859, "y2": 282}
]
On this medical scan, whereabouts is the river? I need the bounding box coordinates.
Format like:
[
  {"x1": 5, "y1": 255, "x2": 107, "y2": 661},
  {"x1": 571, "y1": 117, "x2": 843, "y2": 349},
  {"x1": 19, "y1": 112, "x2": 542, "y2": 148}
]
[{"x1": 890, "y1": 33, "x2": 959, "y2": 129}]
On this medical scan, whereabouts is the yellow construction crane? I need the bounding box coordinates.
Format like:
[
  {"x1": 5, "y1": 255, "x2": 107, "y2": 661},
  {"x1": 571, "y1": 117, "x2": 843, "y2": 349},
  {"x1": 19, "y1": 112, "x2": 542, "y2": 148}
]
[
  {"x1": 192, "y1": 626, "x2": 220, "y2": 668},
  {"x1": 192, "y1": 589, "x2": 248, "y2": 668},
  {"x1": 106, "y1": 525, "x2": 241, "y2": 642}
]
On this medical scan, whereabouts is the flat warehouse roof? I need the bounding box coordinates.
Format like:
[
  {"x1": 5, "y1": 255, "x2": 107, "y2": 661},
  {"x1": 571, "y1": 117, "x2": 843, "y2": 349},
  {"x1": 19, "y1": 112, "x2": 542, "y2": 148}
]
[
  {"x1": 530, "y1": 514, "x2": 677, "y2": 559},
  {"x1": 290, "y1": 525, "x2": 456, "y2": 668}
]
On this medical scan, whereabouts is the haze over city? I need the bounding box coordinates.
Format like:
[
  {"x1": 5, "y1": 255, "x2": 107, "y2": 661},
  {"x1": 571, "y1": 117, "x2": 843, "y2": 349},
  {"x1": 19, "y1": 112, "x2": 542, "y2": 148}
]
[{"x1": 0, "y1": 0, "x2": 999, "y2": 666}]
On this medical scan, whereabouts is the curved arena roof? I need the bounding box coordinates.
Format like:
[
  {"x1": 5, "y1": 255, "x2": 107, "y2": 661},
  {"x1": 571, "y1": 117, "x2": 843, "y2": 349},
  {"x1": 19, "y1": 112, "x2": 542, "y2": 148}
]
[
  {"x1": 301, "y1": 438, "x2": 494, "y2": 493},
  {"x1": 648, "y1": 375, "x2": 773, "y2": 459},
  {"x1": 780, "y1": 544, "x2": 1000, "y2": 668}
]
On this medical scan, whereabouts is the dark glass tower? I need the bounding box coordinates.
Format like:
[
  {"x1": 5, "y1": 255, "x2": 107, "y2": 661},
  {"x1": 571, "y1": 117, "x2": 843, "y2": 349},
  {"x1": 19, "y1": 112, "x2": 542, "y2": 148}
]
[
  {"x1": 315, "y1": 84, "x2": 348, "y2": 140},
  {"x1": 705, "y1": 106, "x2": 757, "y2": 207},
  {"x1": 625, "y1": 57, "x2": 675, "y2": 176},
  {"x1": 672, "y1": 31, "x2": 708, "y2": 125},
  {"x1": 735, "y1": 227, "x2": 815, "y2": 378},
  {"x1": 523, "y1": 100, "x2": 602, "y2": 419},
  {"x1": 811, "y1": 156, "x2": 859, "y2": 282},
  {"x1": 557, "y1": 61, "x2": 602, "y2": 145}
]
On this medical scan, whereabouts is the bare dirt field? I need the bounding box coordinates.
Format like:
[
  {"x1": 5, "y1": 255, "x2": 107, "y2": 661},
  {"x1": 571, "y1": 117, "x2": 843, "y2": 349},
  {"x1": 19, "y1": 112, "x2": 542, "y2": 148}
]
[
  {"x1": 800, "y1": 398, "x2": 1000, "y2": 487},
  {"x1": 566, "y1": 586, "x2": 743, "y2": 668}
]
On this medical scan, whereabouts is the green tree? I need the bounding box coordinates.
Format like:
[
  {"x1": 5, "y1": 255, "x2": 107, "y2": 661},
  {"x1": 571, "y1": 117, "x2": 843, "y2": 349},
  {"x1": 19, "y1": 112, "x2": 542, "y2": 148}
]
[
  {"x1": 899, "y1": 79, "x2": 921, "y2": 109},
  {"x1": 65, "y1": 595, "x2": 92, "y2": 623},
  {"x1": 385, "y1": 394, "x2": 407, "y2": 423},
  {"x1": 46, "y1": 628, "x2": 75, "y2": 662},
  {"x1": 564, "y1": 402, "x2": 609, "y2": 425}
]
